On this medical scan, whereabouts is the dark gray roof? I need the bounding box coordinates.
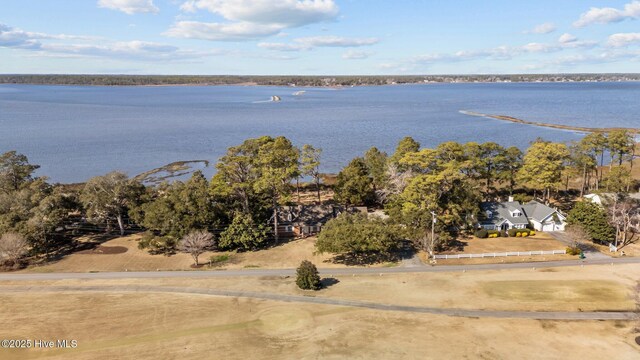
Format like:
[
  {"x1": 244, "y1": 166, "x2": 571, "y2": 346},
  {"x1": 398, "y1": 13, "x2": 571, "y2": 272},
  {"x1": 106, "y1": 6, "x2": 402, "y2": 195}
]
[
  {"x1": 521, "y1": 201, "x2": 558, "y2": 222},
  {"x1": 276, "y1": 205, "x2": 366, "y2": 226},
  {"x1": 479, "y1": 201, "x2": 529, "y2": 226}
]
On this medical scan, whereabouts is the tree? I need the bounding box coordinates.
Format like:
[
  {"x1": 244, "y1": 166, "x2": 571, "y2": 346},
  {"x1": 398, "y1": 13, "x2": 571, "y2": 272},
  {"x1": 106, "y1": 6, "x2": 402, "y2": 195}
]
[
  {"x1": 0, "y1": 232, "x2": 28, "y2": 266},
  {"x1": 132, "y1": 171, "x2": 220, "y2": 245},
  {"x1": 497, "y1": 146, "x2": 523, "y2": 195},
  {"x1": 218, "y1": 212, "x2": 268, "y2": 251},
  {"x1": 389, "y1": 136, "x2": 420, "y2": 167},
  {"x1": 569, "y1": 140, "x2": 597, "y2": 196},
  {"x1": 179, "y1": 230, "x2": 214, "y2": 266},
  {"x1": 602, "y1": 166, "x2": 633, "y2": 193},
  {"x1": 608, "y1": 197, "x2": 640, "y2": 249},
  {"x1": 334, "y1": 158, "x2": 374, "y2": 206},
  {"x1": 376, "y1": 164, "x2": 412, "y2": 204},
  {"x1": 296, "y1": 260, "x2": 321, "y2": 290},
  {"x1": 80, "y1": 171, "x2": 144, "y2": 236},
  {"x1": 391, "y1": 165, "x2": 480, "y2": 258},
  {"x1": 0, "y1": 151, "x2": 40, "y2": 193},
  {"x1": 607, "y1": 130, "x2": 634, "y2": 167},
  {"x1": 567, "y1": 201, "x2": 615, "y2": 244},
  {"x1": 518, "y1": 140, "x2": 570, "y2": 202},
  {"x1": 254, "y1": 136, "x2": 299, "y2": 242},
  {"x1": 316, "y1": 213, "x2": 400, "y2": 263},
  {"x1": 300, "y1": 144, "x2": 322, "y2": 203},
  {"x1": 581, "y1": 132, "x2": 608, "y2": 187},
  {"x1": 363, "y1": 147, "x2": 388, "y2": 192}
]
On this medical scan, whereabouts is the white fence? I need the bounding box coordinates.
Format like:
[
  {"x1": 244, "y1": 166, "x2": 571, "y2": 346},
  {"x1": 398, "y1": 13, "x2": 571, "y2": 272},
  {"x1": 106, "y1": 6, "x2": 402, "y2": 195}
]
[{"x1": 434, "y1": 250, "x2": 566, "y2": 260}]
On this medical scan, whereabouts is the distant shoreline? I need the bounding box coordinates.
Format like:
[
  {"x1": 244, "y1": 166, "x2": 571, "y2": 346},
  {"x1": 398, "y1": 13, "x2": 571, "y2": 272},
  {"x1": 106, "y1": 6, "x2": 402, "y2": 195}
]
[
  {"x1": 460, "y1": 110, "x2": 640, "y2": 135},
  {"x1": 1, "y1": 74, "x2": 639, "y2": 87}
]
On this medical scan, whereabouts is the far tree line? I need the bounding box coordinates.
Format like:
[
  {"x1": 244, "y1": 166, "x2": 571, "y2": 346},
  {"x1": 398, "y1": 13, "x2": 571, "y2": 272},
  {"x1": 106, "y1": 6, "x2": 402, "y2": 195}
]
[{"x1": 0, "y1": 129, "x2": 638, "y2": 268}]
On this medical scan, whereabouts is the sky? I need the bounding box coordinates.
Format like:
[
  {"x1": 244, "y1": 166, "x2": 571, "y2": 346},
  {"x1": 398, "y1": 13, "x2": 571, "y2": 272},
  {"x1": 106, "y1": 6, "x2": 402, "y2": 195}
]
[{"x1": 1, "y1": 0, "x2": 640, "y2": 75}]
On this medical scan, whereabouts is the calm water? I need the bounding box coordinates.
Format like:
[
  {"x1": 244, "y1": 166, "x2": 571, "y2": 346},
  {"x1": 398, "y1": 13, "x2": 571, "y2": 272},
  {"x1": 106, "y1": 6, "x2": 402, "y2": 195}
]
[{"x1": 1, "y1": 82, "x2": 639, "y2": 183}]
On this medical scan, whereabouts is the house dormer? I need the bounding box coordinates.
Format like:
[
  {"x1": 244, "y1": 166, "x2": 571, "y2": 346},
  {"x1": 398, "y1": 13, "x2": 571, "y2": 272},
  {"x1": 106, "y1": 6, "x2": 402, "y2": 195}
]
[{"x1": 511, "y1": 209, "x2": 522, "y2": 218}]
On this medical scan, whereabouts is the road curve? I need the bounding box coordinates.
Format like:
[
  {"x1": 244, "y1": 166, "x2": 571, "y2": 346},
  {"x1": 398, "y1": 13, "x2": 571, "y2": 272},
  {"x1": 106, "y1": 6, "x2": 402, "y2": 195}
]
[
  {"x1": 1, "y1": 257, "x2": 639, "y2": 281},
  {"x1": 0, "y1": 285, "x2": 634, "y2": 321}
]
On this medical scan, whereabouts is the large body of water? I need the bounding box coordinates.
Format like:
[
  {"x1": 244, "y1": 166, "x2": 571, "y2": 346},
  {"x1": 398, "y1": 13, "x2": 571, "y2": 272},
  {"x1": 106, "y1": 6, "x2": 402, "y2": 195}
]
[{"x1": 1, "y1": 82, "x2": 639, "y2": 183}]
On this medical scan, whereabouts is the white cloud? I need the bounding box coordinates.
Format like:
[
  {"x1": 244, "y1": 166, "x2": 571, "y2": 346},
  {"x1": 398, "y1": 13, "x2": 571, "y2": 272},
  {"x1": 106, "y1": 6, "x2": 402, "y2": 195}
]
[
  {"x1": 258, "y1": 42, "x2": 307, "y2": 51},
  {"x1": 342, "y1": 50, "x2": 372, "y2": 59},
  {"x1": 170, "y1": 0, "x2": 339, "y2": 41},
  {"x1": 558, "y1": 33, "x2": 577, "y2": 44},
  {"x1": 296, "y1": 36, "x2": 378, "y2": 47},
  {"x1": 259, "y1": 36, "x2": 379, "y2": 52},
  {"x1": 607, "y1": 33, "x2": 640, "y2": 47},
  {"x1": 527, "y1": 22, "x2": 557, "y2": 34},
  {"x1": 97, "y1": 0, "x2": 159, "y2": 15},
  {"x1": 164, "y1": 21, "x2": 283, "y2": 41},
  {"x1": 573, "y1": 1, "x2": 640, "y2": 27},
  {"x1": 0, "y1": 23, "x2": 223, "y2": 62},
  {"x1": 180, "y1": 0, "x2": 338, "y2": 26}
]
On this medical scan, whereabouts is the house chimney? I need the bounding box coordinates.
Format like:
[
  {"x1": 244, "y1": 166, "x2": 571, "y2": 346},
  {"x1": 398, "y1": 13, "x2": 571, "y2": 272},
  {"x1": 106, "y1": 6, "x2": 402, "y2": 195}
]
[{"x1": 508, "y1": 196, "x2": 514, "y2": 202}]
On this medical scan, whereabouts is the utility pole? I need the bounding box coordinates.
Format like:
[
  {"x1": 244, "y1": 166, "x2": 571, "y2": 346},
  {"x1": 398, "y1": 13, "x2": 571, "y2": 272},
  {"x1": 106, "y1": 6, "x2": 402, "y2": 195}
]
[{"x1": 429, "y1": 211, "x2": 437, "y2": 257}]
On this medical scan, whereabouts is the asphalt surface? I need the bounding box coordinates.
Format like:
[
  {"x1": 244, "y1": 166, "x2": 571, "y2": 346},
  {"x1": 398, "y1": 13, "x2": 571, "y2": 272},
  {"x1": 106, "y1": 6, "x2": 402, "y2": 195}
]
[
  {"x1": 1, "y1": 256, "x2": 639, "y2": 281},
  {"x1": 0, "y1": 285, "x2": 634, "y2": 321}
]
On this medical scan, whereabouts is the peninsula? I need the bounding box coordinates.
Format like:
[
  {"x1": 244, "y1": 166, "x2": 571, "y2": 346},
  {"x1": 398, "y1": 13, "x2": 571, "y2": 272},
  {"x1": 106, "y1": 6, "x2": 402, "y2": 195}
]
[{"x1": 461, "y1": 110, "x2": 640, "y2": 135}]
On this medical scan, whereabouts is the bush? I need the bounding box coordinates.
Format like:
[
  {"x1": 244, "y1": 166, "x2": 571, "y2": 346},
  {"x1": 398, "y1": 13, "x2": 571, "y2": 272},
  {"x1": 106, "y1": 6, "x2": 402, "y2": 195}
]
[
  {"x1": 296, "y1": 260, "x2": 321, "y2": 290},
  {"x1": 500, "y1": 231, "x2": 509, "y2": 238},
  {"x1": 137, "y1": 232, "x2": 177, "y2": 255},
  {"x1": 529, "y1": 231, "x2": 536, "y2": 236},
  {"x1": 508, "y1": 229, "x2": 518, "y2": 237},
  {"x1": 521, "y1": 232, "x2": 528, "y2": 237},
  {"x1": 566, "y1": 246, "x2": 581, "y2": 256},
  {"x1": 516, "y1": 232, "x2": 522, "y2": 237},
  {"x1": 209, "y1": 254, "x2": 232, "y2": 267},
  {"x1": 475, "y1": 229, "x2": 489, "y2": 238}
]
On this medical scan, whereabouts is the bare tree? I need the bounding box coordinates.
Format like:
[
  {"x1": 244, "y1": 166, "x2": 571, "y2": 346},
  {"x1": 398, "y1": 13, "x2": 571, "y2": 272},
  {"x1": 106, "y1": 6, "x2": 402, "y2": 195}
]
[
  {"x1": 179, "y1": 230, "x2": 214, "y2": 266},
  {"x1": 376, "y1": 164, "x2": 413, "y2": 203},
  {"x1": 0, "y1": 232, "x2": 28, "y2": 266},
  {"x1": 608, "y1": 197, "x2": 640, "y2": 249}
]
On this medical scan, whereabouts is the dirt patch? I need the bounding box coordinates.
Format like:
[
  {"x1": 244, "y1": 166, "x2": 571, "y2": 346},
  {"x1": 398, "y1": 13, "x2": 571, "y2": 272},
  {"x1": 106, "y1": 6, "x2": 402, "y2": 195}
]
[{"x1": 77, "y1": 245, "x2": 128, "y2": 255}]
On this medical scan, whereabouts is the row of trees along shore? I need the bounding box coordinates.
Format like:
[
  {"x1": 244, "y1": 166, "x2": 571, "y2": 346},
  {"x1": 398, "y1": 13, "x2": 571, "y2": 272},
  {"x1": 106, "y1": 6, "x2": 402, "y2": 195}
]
[{"x1": 0, "y1": 130, "x2": 638, "y2": 268}]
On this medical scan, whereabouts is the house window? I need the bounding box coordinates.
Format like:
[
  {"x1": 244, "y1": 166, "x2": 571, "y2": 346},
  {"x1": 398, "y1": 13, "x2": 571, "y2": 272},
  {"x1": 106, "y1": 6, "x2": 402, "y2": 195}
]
[
  {"x1": 284, "y1": 226, "x2": 293, "y2": 232},
  {"x1": 511, "y1": 211, "x2": 521, "y2": 217}
]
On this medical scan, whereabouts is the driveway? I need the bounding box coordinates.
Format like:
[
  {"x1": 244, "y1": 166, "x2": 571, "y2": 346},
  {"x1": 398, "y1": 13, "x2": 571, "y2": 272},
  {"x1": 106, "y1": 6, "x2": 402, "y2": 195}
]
[{"x1": 547, "y1": 231, "x2": 611, "y2": 260}]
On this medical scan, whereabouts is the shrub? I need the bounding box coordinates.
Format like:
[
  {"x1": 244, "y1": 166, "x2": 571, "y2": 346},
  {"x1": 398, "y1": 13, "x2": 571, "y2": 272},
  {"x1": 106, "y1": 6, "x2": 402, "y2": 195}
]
[
  {"x1": 516, "y1": 232, "x2": 522, "y2": 237},
  {"x1": 500, "y1": 231, "x2": 509, "y2": 238},
  {"x1": 521, "y1": 232, "x2": 529, "y2": 237},
  {"x1": 508, "y1": 229, "x2": 518, "y2": 237},
  {"x1": 529, "y1": 231, "x2": 536, "y2": 236},
  {"x1": 475, "y1": 229, "x2": 489, "y2": 238},
  {"x1": 566, "y1": 246, "x2": 581, "y2": 256},
  {"x1": 296, "y1": 260, "x2": 321, "y2": 290},
  {"x1": 209, "y1": 254, "x2": 232, "y2": 267}
]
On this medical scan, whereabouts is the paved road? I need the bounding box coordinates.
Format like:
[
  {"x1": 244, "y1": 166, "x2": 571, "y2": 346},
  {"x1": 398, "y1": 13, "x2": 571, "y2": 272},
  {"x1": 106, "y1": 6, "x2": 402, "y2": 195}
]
[
  {"x1": 1, "y1": 257, "x2": 639, "y2": 281},
  {"x1": 0, "y1": 285, "x2": 634, "y2": 321}
]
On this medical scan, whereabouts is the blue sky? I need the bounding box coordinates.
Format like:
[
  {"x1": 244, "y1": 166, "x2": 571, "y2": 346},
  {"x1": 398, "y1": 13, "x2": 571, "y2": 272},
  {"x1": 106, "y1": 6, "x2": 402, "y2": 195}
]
[{"x1": 1, "y1": 0, "x2": 640, "y2": 74}]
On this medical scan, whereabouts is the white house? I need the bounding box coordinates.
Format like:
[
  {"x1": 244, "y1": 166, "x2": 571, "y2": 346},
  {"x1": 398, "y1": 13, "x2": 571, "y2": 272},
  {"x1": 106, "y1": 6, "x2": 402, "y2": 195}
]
[
  {"x1": 521, "y1": 201, "x2": 566, "y2": 232},
  {"x1": 479, "y1": 198, "x2": 566, "y2": 232}
]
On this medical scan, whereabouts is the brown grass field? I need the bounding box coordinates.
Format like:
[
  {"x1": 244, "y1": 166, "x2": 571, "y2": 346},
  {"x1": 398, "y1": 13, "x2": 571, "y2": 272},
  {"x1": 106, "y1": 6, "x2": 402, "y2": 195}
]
[
  {"x1": 23, "y1": 231, "x2": 573, "y2": 273},
  {"x1": 1, "y1": 264, "x2": 639, "y2": 359}
]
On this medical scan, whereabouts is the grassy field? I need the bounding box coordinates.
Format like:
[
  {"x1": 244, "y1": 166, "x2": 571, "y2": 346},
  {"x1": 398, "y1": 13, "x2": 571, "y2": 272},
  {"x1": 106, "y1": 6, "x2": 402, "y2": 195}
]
[
  {"x1": 1, "y1": 263, "x2": 639, "y2": 359},
  {"x1": 23, "y1": 235, "x2": 365, "y2": 273}
]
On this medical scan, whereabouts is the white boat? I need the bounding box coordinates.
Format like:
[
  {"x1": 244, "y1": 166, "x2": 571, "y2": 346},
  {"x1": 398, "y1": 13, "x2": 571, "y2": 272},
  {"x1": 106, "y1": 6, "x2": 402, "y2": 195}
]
[
  {"x1": 292, "y1": 91, "x2": 306, "y2": 96},
  {"x1": 271, "y1": 95, "x2": 281, "y2": 102}
]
